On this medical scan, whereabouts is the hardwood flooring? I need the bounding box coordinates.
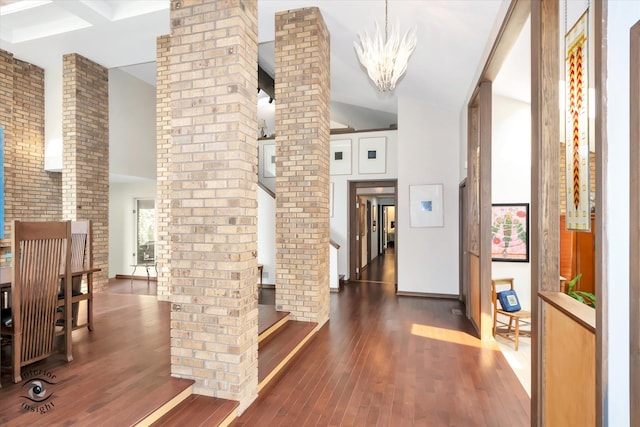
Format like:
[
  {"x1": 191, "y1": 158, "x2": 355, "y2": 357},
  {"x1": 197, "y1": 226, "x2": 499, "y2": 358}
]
[
  {"x1": 358, "y1": 248, "x2": 396, "y2": 284},
  {"x1": 0, "y1": 292, "x2": 193, "y2": 426},
  {"x1": 1, "y1": 278, "x2": 530, "y2": 426},
  {"x1": 232, "y1": 281, "x2": 530, "y2": 427}
]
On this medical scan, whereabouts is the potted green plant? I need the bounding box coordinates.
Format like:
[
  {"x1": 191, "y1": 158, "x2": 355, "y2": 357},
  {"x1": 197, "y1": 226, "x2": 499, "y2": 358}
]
[{"x1": 566, "y1": 273, "x2": 596, "y2": 308}]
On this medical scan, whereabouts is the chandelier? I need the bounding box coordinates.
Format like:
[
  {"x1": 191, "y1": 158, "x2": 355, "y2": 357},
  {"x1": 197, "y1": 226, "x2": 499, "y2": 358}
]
[{"x1": 354, "y1": 0, "x2": 417, "y2": 93}]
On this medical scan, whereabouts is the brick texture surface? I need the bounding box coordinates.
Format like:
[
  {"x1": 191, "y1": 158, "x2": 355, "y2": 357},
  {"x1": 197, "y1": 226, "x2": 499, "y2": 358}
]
[
  {"x1": 274, "y1": 7, "x2": 331, "y2": 326},
  {"x1": 0, "y1": 50, "x2": 62, "y2": 264},
  {"x1": 156, "y1": 35, "x2": 171, "y2": 301},
  {"x1": 169, "y1": 0, "x2": 259, "y2": 411},
  {"x1": 62, "y1": 54, "x2": 109, "y2": 293}
]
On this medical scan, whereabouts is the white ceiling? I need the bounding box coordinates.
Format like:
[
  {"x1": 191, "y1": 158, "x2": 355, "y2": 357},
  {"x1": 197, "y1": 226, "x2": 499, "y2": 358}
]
[{"x1": 0, "y1": 0, "x2": 521, "y2": 130}]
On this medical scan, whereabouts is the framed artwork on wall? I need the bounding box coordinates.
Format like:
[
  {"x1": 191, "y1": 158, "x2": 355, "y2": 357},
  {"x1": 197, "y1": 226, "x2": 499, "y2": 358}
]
[
  {"x1": 491, "y1": 203, "x2": 529, "y2": 262},
  {"x1": 358, "y1": 136, "x2": 386, "y2": 174},
  {"x1": 330, "y1": 139, "x2": 352, "y2": 175},
  {"x1": 262, "y1": 143, "x2": 276, "y2": 178},
  {"x1": 409, "y1": 184, "x2": 444, "y2": 227}
]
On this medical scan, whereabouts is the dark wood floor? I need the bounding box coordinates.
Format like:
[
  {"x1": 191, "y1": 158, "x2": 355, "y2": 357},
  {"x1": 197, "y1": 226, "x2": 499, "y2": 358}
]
[
  {"x1": 1, "y1": 277, "x2": 530, "y2": 426},
  {"x1": 0, "y1": 290, "x2": 192, "y2": 426},
  {"x1": 358, "y1": 248, "x2": 396, "y2": 284},
  {"x1": 232, "y1": 281, "x2": 530, "y2": 427}
]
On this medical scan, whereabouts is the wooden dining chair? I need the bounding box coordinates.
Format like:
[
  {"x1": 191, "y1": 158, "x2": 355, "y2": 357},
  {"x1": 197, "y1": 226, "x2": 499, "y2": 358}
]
[
  {"x1": 4, "y1": 220, "x2": 73, "y2": 383},
  {"x1": 491, "y1": 277, "x2": 531, "y2": 351},
  {"x1": 60, "y1": 220, "x2": 96, "y2": 331}
]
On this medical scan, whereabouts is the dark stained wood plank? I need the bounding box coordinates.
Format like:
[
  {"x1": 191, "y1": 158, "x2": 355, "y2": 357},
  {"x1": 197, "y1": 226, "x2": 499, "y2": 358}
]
[
  {"x1": 0, "y1": 291, "x2": 193, "y2": 426},
  {"x1": 231, "y1": 282, "x2": 530, "y2": 427},
  {"x1": 357, "y1": 247, "x2": 395, "y2": 284},
  {"x1": 151, "y1": 394, "x2": 239, "y2": 427},
  {"x1": 258, "y1": 321, "x2": 317, "y2": 385},
  {"x1": 2, "y1": 279, "x2": 530, "y2": 427},
  {"x1": 258, "y1": 305, "x2": 289, "y2": 336}
]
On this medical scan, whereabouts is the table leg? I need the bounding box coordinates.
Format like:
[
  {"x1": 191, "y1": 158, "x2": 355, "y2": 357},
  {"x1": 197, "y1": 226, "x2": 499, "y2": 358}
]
[{"x1": 130, "y1": 265, "x2": 138, "y2": 288}]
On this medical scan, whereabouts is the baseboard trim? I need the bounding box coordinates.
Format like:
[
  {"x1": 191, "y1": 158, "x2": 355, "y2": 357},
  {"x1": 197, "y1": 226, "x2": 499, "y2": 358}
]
[
  {"x1": 115, "y1": 274, "x2": 157, "y2": 282},
  {"x1": 395, "y1": 291, "x2": 459, "y2": 299}
]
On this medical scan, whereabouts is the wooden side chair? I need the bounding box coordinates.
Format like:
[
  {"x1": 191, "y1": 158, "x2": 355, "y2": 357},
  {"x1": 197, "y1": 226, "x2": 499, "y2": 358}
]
[
  {"x1": 3, "y1": 220, "x2": 73, "y2": 383},
  {"x1": 62, "y1": 220, "x2": 97, "y2": 331},
  {"x1": 491, "y1": 277, "x2": 531, "y2": 351}
]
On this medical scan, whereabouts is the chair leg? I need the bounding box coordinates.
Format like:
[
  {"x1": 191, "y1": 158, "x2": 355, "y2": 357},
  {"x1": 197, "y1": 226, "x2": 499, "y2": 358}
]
[
  {"x1": 12, "y1": 333, "x2": 21, "y2": 383},
  {"x1": 87, "y1": 298, "x2": 93, "y2": 332},
  {"x1": 87, "y1": 274, "x2": 94, "y2": 332},
  {"x1": 514, "y1": 320, "x2": 520, "y2": 351},
  {"x1": 493, "y1": 310, "x2": 497, "y2": 336}
]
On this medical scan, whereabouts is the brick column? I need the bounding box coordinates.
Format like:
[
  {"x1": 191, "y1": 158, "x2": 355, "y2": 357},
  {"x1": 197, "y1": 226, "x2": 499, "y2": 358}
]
[
  {"x1": 0, "y1": 50, "x2": 62, "y2": 263},
  {"x1": 156, "y1": 35, "x2": 171, "y2": 301},
  {"x1": 274, "y1": 8, "x2": 331, "y2": 326},
  {"x1": 169, "y1": 0, "x2": 259, "y2": 410},
  {"x1": 0, "y1": 50, "x2": 15, "y2": 251},
  {"x1": 62, "y1": 54, "x2": 109, "y2": 293}
]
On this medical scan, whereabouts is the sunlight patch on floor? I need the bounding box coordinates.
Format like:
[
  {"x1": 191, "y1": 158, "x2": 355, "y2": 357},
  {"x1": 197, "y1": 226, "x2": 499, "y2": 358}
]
[
  {"x1": 410, "y1": 323, "x2": 495, "y2": 349},
  {"x1": 495, "y1": 335, "x2": 531, "y2": 397}
]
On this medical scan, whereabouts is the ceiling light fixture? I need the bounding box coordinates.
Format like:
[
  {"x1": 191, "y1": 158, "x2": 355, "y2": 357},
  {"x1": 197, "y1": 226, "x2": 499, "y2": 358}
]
[{"x1": 354, "y1": 0, "x2": 417, "y2": 93}]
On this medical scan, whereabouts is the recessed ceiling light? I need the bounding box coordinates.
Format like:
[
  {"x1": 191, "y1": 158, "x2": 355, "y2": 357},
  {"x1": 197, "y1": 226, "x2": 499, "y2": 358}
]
[{"x1": 0, "y1": 0, "x2": 51, "y2": 16}]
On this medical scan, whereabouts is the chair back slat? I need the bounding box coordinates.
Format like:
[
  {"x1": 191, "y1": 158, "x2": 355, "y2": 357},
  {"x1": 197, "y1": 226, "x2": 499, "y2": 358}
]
[
  {"x1": 19, "y1": 238, "x2": 64, "y2": 363},
  {"x1": 10, "y1": 220, "x2": 73, "y2": 382}
]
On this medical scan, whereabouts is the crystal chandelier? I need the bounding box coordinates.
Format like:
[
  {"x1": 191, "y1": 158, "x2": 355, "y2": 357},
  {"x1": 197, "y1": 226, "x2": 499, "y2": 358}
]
[{"x1": 354, "y1": 0, "x2": 417, "y2": 93}]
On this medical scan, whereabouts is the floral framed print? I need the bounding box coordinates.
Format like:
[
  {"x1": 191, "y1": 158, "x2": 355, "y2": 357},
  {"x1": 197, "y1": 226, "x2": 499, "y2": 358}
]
[{"x1": 491, "y1": 203, "x2": 529, "y2": 262}]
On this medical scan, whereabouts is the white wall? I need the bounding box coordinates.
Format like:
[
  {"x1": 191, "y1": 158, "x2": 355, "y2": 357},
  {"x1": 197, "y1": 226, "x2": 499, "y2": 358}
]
[
  {"x1": 329, "y1": 130, "x2": 398, "y2": 280},
  {"x1": 491, "y1": 95, "x2": 532, "y2": 310},
  {"x1": 108, "y1": 181, "x2": 156, "y2": 278},
  {"x1": 44, "y1": 60, "x2": 63, "y2": 171},
  {"x1": 105, "y1": 70, "x2": 158, "y2": 278},
  {"x1": 605, "y1": 1, "x2": 639, "y2": 424},
  {"x1": 397, "y1": 96, "x2": 460, "y2": 295},
  {"x1": 257, "y1": 185, "x2": 276, "y2": 285},
  {"x1": 109, "y1": 68, "x2": 157, "y2": 180}
]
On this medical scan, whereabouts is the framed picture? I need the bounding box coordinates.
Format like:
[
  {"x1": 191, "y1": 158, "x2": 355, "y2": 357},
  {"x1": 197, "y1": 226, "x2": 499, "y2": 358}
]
[
  {"x1": 491, "y1": 203, "x2": 529, "y2": 262},
  {"x1": 358, "y1": 137, "x2": 386, "y2": 174},
  {"x1": 262, "y1": 142, "x2": 276, "y2": 178},
  {"x1": 330, "y1": 139, "x2": 352, "y2": 175},
  {"x1": 409, "y1": 184, "x2": 444, "y2": 227}
]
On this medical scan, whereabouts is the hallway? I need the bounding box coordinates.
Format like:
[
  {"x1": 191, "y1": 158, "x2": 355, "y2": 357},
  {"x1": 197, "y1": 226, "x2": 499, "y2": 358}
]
[
  {"x1": 357, "y1": 248, "x2": 396, "y2": 284},
  {"x1": 233, "y1": 280, "x2": 530, "y2": 426}
]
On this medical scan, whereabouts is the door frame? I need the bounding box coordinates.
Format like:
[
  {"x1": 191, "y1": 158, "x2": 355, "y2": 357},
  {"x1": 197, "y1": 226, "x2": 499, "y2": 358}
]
[
  {"x1": 349, "y1": 180, "x2": 397, "y2": 284},
  {"x1": 629, "y1": 18, "x2": 640, "y2": 426}
]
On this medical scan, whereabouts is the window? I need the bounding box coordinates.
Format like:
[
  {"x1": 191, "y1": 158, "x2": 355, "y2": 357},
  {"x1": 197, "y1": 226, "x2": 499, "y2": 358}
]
[{"x1": 134, "y1": 199, "x2": 156, "y2": 264}]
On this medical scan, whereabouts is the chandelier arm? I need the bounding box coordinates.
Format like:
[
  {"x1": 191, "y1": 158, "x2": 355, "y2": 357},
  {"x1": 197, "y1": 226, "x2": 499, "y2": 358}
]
[{"x1": 354, "y1": 1, "x2": 416, "y2": 92}]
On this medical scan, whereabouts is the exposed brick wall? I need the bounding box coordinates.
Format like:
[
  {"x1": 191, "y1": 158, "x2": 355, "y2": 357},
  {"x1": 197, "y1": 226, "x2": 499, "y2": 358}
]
[
  {"x1": 274, "y1": 8, "x2": 331, "y2": 326},
  {"x1": 0, "y1": 49, "x2": 62, "y2": 265},
  {"x1": 62, "y1": 54, "x2": 109, "y2": 293},
  {"x1": 169, "y1": 0, "x2": 259, "y2": 410},
  {"x1": 156, "y1": 34, "x2": 171, "y2": 301}
]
